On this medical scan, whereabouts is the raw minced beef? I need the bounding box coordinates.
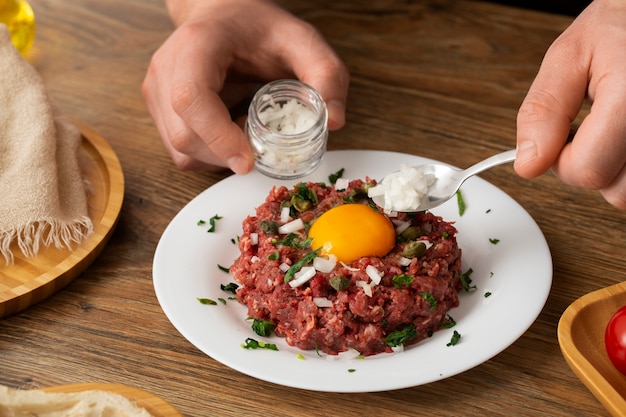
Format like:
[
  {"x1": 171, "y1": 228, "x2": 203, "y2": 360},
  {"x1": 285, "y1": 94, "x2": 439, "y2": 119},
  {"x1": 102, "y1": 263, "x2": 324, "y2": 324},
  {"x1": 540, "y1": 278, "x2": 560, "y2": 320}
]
[{"x1": 230, "y1": 178, "x2": 462, "y2": 356}]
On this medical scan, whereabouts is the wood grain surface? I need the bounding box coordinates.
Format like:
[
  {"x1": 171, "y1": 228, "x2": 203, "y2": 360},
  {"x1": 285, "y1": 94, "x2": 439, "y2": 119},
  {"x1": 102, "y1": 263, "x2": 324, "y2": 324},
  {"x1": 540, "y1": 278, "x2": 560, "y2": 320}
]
[{"x1": 1, "y1": 1, "x2": 625, "y2": 416}]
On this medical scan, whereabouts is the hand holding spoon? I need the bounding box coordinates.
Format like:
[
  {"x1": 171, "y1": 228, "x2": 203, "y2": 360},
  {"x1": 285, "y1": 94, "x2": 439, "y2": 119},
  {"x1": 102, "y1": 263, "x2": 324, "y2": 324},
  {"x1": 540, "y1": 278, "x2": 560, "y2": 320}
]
[{"x1": 369, "y1": 149, "x2": 517, "y2": 212}]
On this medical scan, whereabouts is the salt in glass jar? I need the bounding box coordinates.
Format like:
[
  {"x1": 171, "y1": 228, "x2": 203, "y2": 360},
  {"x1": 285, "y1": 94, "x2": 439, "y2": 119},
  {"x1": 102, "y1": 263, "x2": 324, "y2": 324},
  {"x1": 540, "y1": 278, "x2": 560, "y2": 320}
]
[{"x1": 245, "y1": 79, "x2": 328, "y2": 180}]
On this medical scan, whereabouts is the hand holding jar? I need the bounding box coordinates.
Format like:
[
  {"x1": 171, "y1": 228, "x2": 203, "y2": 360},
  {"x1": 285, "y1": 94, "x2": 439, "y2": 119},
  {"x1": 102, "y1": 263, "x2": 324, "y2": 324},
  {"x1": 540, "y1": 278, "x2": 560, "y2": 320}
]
[{"x1": 142, "y1": 0, "x2": 349, "y2": 175}]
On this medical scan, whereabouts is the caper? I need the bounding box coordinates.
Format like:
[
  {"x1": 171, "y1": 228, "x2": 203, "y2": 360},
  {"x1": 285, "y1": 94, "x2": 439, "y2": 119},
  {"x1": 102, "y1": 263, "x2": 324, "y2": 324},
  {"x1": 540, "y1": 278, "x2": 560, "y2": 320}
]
[
  {"x1": 400, "y1": 226, "x2": 421, "y2": 241},
  {"x1": 329, "y1": 275, "x2": 350, "y2": 291},
  {"x1": 402, "y1": 241, "x2": 426, "y2": 258},
  {"x1": 291, "y1": 195, "x2": 312, "y2": 212},
  {"x1": 260, "y1": 220, "x2": 279, "y2": 235}
]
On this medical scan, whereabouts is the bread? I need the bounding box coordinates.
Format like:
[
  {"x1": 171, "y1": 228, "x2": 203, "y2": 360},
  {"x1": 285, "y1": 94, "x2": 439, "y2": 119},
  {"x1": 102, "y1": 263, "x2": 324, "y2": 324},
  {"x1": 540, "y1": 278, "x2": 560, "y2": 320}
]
[{"x1": 0, "y1": 385, "x2": 153, "y2": 417}]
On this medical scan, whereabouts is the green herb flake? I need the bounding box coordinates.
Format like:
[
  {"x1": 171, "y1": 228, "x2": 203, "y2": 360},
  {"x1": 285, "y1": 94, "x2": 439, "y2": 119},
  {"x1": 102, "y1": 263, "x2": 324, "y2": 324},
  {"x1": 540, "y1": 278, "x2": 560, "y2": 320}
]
[
  {"x1": 284, "y1": 248, "x2": 321, "y2": 282},
  {"x1": 250, "y1": 319, "x2": 276, "y2": 337},
  {"x1": 209, "y1": 214, "x2": 223, "y2": 232},
  {"x1": 217, "y1": 264, "x2": 230, "y2": 273},
  {"x1": 268, "y1": 251, "x2": 280, "y2": 261},
  {"x1": 217, "y1": 297, "x2": 226, "y2": 305},
  {"x1": 456, "y1": 190, "x2": 466, "y2": 216},
  {"x1": 489, "y1": 238, "x2": 500, "y2": 245},
  {"x1": 348, "y1": 369, "x2": 356, "y2": 373},
  {"x1": 383, "y1": 324, "x2": 417, "y2": 347},
  {"x1": 392, "y1": 274, "x2": 413, "y2": 289},
  {"x1": 296, "y1": 353, "x2": 305, "y2": 360},
  {"x1": 197, "y1": 298, "x2": 217, "y2": 305},
  {"x1": 197, "y1": 219, "x2": 206, "y2": 226},
  {"x1": 460, "y1": 268, "x2": 477, "y2": 292},
  {"x1": 421, "y1": 292, "x2": 437, "y2": 310},
  {"x1": 447, "y1": 330, "x2": 461, "y2": 347},
  {"x1": 329, "y1": 168, "x2": 345, "y2": 185},
  {"x1": 220, "y1": 283, "x2": 239, "y2": 294},
  {"x1": 241, "y1": 338, "x2": 278, "y2": 351},
  {"x1": 441, "y1": 314, "x2": 457, "y2": 329}
]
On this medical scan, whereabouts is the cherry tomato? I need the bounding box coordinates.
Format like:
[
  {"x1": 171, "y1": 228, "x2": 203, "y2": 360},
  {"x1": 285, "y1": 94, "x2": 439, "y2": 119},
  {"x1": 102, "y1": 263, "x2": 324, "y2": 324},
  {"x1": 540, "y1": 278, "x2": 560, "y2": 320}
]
[{"x1": 605, "y1": 305, "x2": 626, "y2": 375}]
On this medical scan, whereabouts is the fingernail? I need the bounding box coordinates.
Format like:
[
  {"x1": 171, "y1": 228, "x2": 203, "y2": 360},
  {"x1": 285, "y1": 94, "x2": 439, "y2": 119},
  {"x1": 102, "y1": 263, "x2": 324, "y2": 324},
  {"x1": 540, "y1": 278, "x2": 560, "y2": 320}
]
[
  {"x1": 228, "y1": 154, "x2": 254, "y2": 175},
  {"x1": 516, "y1": 141, "x2": 538, "y2": 165},
  {"x1": 326, "y1": 99, "x2": 346, "y2": 130}
]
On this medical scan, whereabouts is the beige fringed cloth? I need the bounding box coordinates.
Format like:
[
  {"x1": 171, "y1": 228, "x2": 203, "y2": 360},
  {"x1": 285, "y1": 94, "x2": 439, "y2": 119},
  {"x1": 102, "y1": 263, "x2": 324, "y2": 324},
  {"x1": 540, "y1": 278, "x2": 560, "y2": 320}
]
[{"x1": 0, "y1": 25, "x2": 93, "y2": 264}]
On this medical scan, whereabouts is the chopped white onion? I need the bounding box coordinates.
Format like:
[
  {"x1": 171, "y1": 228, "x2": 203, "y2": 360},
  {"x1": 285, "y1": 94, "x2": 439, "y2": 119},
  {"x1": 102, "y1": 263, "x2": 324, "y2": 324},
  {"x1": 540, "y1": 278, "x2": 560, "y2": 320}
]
[
  {"x1": 334, "y1": 178, "x2": 350, "y2": 191},
  {"x1": 313, "y1": 255, "x2": 337, "y2": 273},
  {"x1": 288, "y1": 266, "x2": 316, "y2": 288},
  {"x1": 366, "y1": 265, "x2": 382, "y2": 285},
  {"x1": 367, "y1": 163, "x2": 436, "y2": 212},
  {"x1": 250, "y1": 233, "x2": 259, "y2": 245},
  {"x1": 391, "y1": 345, "x2": 404, "y2": 353},
  {"x1": 250, "y1": 255, "x2": 260, "y2": 263},
  {"x1": 392, "y1": 219, "x2": 410, "y2": 234},
  {"x1": 355, "y1": 280, "x2": 372, "y2": 297},
  {"x1": 398, "y1": 256, "x2": 413, "y2": 266},
  {"x1": 278, "y1": 218, "x2": 304, "y2": 234},
  {"x1": 337, "y1": 348, "x2": 361, "y2": 360},
  {"x1": 279, "y1": 262, "x2": 290, "y2": 272},
  {"x1": 313, "y1": 297, "x2": 333, "y2": 308},
  {"x1": 280, "y1": 206, "x2": 291, "y2": 223}
]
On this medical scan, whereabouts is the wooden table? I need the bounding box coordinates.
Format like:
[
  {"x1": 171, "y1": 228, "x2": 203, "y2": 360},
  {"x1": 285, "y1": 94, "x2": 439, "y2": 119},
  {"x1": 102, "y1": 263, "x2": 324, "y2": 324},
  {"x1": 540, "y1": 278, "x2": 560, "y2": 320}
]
[{"x1": 1, "y1": 0, "x2": 624, "y2": 415}]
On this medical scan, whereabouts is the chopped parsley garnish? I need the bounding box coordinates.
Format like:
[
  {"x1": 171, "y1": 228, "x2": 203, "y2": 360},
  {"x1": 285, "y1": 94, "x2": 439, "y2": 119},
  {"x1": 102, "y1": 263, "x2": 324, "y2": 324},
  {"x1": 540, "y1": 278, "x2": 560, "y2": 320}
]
[
  {"x1": 441, "y1": 314, "x2": 457, "y2": 329},
  {"x1": 250, "y1": 319, "x2": 276, "y2": 337},
  {"x1": 328, "y1": 168, "x2": 345, "y2": 185},
  {"x1": 197, "y1": 298, "x2": 217, "y2": 305},
  {"x1": 447, "y1": 330, "x2": 461, "y2": 347},
  {"x1": 284, "y1": 248, "x2": 321, "y2": 282},
  {"x1": 197, "y1": 220, "x2": 206, "y2": 226},
  {"x1": 275, "y1": 233, "x2": 312, "y2": 249},
  {"x1": 207, "y1": 214, "x2": 223, "y2": 232},
  {"x1": 489, "y1": 238, "x2": 500, "y2": 245},
  {"x1": 218, "y1": 298, "x2": 226, "y2": 305},
  {"x1": 383, "y1": 324, "x2": 417, "y2": 347},
  {"x1": 460, "y1": 268, "x2": 477, "y2": 291},
  {"x1": 392, "y1": 274, "x2": 413, "y2": 288},
  {"x1": 241, "y1": 338, "x2": 278, "y2": 351},
  {"x1": 217, "y1": 264, "x2": 230, "y2": 273},
  {"x1": 268, "y1": 251, "x2": 280, "y2": 261},
  {"x1": 348, "y1": 369, "x2": 356, "y2": 373},
  {"x1": 456, "y1": 190, "x2": 466, "y2": 216},
  {"x1": 484, "y1": 292, "x2": 492, "y2": 298},
  {"x1": 421, "y1": 292, "x2": 437, "y2": 310},
  {"x1": 296, "y1": 354, "x2": 305, "y2": 360},
  {"x1": 220, "y1": 283, "x2": 239, "y2": 294}
]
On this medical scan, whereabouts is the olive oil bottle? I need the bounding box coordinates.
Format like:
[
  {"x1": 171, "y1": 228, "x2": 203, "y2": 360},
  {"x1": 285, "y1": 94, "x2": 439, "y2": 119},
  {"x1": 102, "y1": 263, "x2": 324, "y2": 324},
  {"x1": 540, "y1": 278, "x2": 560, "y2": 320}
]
[{"x1": 0, "y1": 0, "x2": 35, "y2": 54}]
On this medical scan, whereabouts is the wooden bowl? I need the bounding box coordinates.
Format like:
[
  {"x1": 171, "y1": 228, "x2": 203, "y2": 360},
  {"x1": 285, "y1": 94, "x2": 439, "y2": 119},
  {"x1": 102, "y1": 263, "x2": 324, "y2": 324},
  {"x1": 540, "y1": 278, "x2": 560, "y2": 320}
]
[{"x1": 558, "y1": 281, "x2": 626, "y2": 417}]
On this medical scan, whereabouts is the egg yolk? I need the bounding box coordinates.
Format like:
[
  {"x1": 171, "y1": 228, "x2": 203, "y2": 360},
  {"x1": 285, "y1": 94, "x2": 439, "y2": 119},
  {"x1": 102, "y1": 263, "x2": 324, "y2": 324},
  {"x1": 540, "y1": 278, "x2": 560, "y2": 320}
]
[{"x1": 308, "y1": 204, "x2": 396, "y2": 263}]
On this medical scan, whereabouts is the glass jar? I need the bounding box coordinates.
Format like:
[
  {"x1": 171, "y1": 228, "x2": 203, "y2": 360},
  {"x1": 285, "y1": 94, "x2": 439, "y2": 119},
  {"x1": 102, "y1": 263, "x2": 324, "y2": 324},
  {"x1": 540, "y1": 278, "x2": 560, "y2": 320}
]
[
  {"x1": 0, "y1": 0, "x2": 35, "y2": 55},
  {"x1": 246, "y1": 79, "x2": 328, "y2": 180}
]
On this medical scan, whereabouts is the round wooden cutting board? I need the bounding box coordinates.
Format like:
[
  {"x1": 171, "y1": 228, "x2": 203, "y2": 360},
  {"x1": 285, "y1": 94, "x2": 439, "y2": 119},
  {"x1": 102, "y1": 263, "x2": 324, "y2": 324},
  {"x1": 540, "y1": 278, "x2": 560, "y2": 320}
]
[
  {"x1": 0, "y1": 120, "x2": 124, "y2": 318},
  {"x1": 41, "y1": 383, "x2": 183, "y2": 417}
]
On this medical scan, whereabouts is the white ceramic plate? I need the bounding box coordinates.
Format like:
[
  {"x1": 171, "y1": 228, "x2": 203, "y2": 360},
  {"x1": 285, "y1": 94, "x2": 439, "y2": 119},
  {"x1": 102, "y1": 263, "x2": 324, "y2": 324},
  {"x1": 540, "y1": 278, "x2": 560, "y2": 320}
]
[{"x1": 153, "y1": 150, "x2": 552, "y2": 393}]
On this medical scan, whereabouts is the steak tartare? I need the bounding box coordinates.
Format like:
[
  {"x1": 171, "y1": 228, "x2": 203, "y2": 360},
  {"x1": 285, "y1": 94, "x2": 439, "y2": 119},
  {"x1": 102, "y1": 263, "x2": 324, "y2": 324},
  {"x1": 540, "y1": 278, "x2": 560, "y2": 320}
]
[{"x1": 230, "y1": 178, "x2": 462, "y2": 356}]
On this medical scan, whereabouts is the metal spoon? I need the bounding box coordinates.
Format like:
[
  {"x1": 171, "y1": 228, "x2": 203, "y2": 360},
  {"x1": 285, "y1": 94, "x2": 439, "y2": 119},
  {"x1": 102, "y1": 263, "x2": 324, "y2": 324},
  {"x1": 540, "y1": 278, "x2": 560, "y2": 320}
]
[{"x1": 371, "y1": 148, "x2": 517, "y2": 212}]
